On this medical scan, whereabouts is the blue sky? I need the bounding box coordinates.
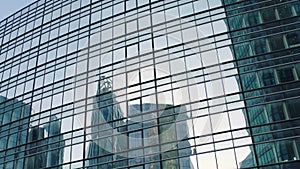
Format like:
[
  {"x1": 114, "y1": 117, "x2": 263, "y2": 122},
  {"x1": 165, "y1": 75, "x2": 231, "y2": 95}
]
[{"x1": 0, "y1": 0, "x2": 34, "y2": 21}]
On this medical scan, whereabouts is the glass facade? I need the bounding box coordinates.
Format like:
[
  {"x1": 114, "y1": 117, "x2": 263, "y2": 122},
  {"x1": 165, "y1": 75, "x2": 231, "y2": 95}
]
[{"x1": 0, "y1": 0, "x2": 299, "y2": 168}]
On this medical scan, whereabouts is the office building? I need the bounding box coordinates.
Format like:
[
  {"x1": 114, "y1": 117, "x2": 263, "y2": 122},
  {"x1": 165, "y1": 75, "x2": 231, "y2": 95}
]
[
  {"x1": 225, "y1": 1, "x2": 300, "y2": 168},
  {"x1": 0, "y1": 0, "x2": 300, "y2": 168}
]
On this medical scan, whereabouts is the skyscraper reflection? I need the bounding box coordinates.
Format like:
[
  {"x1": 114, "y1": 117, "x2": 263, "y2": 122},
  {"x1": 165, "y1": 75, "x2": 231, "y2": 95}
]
[
  {"x1": 87, "y1": 76, "x2": 126, "y2": 168},
  {"x1": 25, "y1": 126, "x2": 47, "y2": 169},
  {"x1": 0, "y1": 96, "x2": 31, "y2": 169},
  {"x1": 44, "y1": 115, "x2": 64, "y2": 168},
  {"x1": 25, "y1": 115, "x2": 64, "y2": 168},
  {"x1": 87, "y1": 76, "x2": 194, "y2": 168}
]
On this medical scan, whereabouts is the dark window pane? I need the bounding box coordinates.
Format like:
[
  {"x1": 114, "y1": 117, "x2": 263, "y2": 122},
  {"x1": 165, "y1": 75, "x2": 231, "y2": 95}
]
[
  {"x1": 251, "y1": 38, "x2": 269, "y2": 55},
  {"x1": 276, "y1": 67, "x2": 295, "y2": 83},
  {"x1": 276, "y1": 140, "x2": 296, "y2": 162},
  {"x1": 241, "y1": 72, "x2": 259, "y2": 90},
  {"x1": 277, "y1": 4, "x2": 295, "y2": 19},
  {"x1": 286, "y1": 31, "x2": 300, "y2": 47},
  {"x1": 269, "y1": 35, "x2": 285, "y2": 51},
  {"x1": 258, "y1": 69, "x2": 276, "y2": 87},
  {"x1": 248, "y1": 106, "x2": 268, "y2": 126},
  {"x1": 245, "y1": 11, "x2": 262, "y2": 26},
  {"x1": 265, "y1": 102, "x2": 286, "y2": 122},
  {"x1": 286, "y1": 99, "x2": 300, "y2": 118},
  {"x1": 234, "y1": 42, "x2": 253, "y2": 59},
  {"x1": 261, "y1": 7, "x2": 277, "y2": 22}
]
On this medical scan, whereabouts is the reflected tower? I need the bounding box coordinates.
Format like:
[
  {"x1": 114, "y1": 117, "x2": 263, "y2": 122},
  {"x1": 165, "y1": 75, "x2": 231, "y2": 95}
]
[
  {"x1": 25, "y1": 126, "x2": 46, "y2": 169},
  {"x1": 25, "y1": 115, "x2": 64, "y2": 168},
  {"x1": 0, "y1": 96, "x2": 31, "y2": 169},
  {"x1": 0, "y1": 96, "x2": 64, "y2": 168},
  {"x1": 87, "y1": 76, "x2": 194, "y2": 168},
  {"x1": 44, "y1": 115, "x2": 64, "y2": 168},
  {"x1": 1, "y1": 0, "x2": 300, "y2": 168},
  {"x1": 87, "y1": 76, "x2": 127, "y2": 168}
]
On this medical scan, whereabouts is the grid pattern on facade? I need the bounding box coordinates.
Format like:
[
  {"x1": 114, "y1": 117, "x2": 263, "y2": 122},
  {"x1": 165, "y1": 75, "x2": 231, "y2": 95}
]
[{"x1": 0, "y1": 0, "x2": 300, "y2": 169}]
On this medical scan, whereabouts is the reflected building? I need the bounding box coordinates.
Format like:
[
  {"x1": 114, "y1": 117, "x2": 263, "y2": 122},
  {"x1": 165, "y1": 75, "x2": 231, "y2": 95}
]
[
  {"x1": 25, "y1": 116, "x2": 64, "y2": 168},
  {"x1": 0, "y1": 96, "x2": 64, "y2": 169},
  {"x1": 25, "y1": 126, "x2": 47, "y2": 169},
  {"x1": 44, "y1": 115, "x2": 64, "y2": 168},
  {"x1": 87, "y1": 77, "x2": 127, "y2": 168},
  {"x1": 0, "y1": 0, "x2": 300, "y2": 169},
  {"x1": 126, "y1": 103, "x2": 193, "y2": 169},
  {"x1": 0, "y1": 96, "x2": 31, "y2": 169},
  {"x1": 87, "y1": 76, "x2": 193, "y2": 168},
  {"x1": 26, "y1": 118, "x2": 64, "y2": 169}
]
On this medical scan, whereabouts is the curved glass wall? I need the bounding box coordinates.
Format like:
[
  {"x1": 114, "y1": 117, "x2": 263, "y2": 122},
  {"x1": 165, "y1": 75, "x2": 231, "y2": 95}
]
[{"x1": 0, "y1": 0, "x2": 299, "y2": 169}]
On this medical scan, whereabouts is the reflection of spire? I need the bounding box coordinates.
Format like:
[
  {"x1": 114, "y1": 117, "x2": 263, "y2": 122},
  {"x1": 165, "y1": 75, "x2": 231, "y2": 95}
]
[
  {"x1": 98, "y1": 76, "x2": 113, "y2": 93},
  {"x1": 87, "y1": 76, "x2": 127, "y2": 168},
  {"x1": 93, "y1": 76, "x2": 124, "y2": 127}
]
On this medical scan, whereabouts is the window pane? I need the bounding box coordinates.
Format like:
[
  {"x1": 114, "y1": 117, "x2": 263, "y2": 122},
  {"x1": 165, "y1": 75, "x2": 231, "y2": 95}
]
[
  {"x1": 265, "y1": 102, "x2": 286, "y2": 122},
  {"x1": 286, "y1": 98, "x2": 300, "y2": 118},
  {"x1": 286, "y1": 31, "x2": 300, "y2": 47},
  {"x1": 276, "y1": 67, "x2": 295, "y2": 83},
  {"x1": 258, "y1": 69, "x2": 276, "y2": 87}
]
